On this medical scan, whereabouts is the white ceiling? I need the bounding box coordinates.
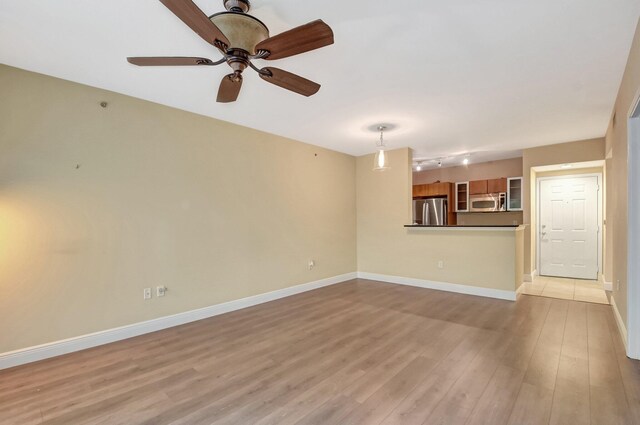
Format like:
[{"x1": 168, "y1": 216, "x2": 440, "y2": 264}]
[
  {"x1": 533, "y1": 159, "x2": 605, "y2": 172},
  {"x1": 413, "y1": 149, "x2": 524, "y2": 171},
  {"x1": 1, "y1": 0, "x2": 639, "y2": 159}
]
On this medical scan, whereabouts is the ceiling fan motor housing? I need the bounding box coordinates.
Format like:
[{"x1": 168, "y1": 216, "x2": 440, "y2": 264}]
[
  {"x1": 209, "y1": 12, "x2": 269, "y2": 55},
  {"x1": 223, "y1": 0, "x2": 250, "y2": 13}
]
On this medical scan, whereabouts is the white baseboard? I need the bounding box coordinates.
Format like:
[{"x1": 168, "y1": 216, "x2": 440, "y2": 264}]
[
  {"x1": 0, "y1": 272, "x2": 357, "y2": 371},
  {"x1": 604, "y1": 281, "x2": 613, "y2": 291},
  {"x1": 357, "y1": 272, "x2": 517, "y2": 301},
  {"x1": 611, "y1": 295, "x2": 629, "y2": 354}
]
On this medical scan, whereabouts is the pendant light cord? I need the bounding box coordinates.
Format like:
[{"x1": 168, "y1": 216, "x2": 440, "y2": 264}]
[{"x1": 378, "y1": 126, "x2": 386, "y2": 148}]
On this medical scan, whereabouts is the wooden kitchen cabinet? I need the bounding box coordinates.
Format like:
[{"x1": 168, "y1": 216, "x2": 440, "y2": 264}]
[
  {"x1": 469, "y1": 180, "x2": 488, "y2": 195},
  {"x1": 412, "y1": 182, "x2": 451, "y2": 198},
  {"x1": 412, "y1": 184, "x2": 428, "y2": 197},
  {"x1": 488, "y1": 178, "x2": 507, "y2": 193},
  {"x1": 431, "y1": 182, "x2": 451, "y2": 196},
  {"x1": 447, "y1": 184, "x2": 457, "y2": 225}
]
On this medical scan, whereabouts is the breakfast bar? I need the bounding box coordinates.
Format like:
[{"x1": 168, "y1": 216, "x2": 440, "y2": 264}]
[{"x1": 358, "y1": 222, "x2": 525, "y2": 301}]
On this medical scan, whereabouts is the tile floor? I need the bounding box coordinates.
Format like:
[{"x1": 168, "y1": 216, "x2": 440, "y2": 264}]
[{"x1": 519, "y1": 275, "x2": 609, "y2": 304}]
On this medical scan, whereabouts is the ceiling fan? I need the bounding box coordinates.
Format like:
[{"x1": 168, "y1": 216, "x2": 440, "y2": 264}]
[{"x1": 127, "y1": 0, "x2": 334, "y2": 103}]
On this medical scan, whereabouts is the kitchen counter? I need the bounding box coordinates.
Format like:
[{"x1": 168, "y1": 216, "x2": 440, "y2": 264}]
[
  {"x1": 405, "y1": 224, "x2": 520, "y2": 228},
  {"x1": 405, "y1": 224, "x2": 525, "y2": 231}
]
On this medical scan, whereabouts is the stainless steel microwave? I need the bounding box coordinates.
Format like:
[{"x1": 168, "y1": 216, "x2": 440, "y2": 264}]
[{"x1": 469, "y1": 192, "x2": 506, "y2": 212}]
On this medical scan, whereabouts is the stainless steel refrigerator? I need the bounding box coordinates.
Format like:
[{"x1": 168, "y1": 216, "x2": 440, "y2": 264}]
[{"x1": 413, "y1": 198, "x2": 448, "y2": 225}]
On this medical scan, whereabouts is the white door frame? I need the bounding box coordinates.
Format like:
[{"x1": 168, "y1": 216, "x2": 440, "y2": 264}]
[
  {"x1": 627, "y1": 89, "x2": 640, "y2": 359},
  {"x1": 536, "y1": 173, "x2": 603, "y2": 280}
]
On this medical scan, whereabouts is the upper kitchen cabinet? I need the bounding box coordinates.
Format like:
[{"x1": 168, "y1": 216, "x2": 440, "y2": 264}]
[
  {"x1": 412, "y1": 182, "x2": 451, "y2": 198},
  {"x1": 488, "y1": 178, "x2": 507, "y2": 193},
  {"x1": 507, "y1": 177, "x2": 523, "y2": 211},
  {"x1": 469, "y1": 180, "x2": 488, "y2": 195},
  {"x1": 412, "y1": 184, "x2": 427, "y2": 198},
  {"x1": 455, "y1": 182, "x2": 469, "y2": 212}
]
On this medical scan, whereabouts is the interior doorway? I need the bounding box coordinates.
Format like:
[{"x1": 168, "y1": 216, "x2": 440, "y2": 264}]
[{"x1": 538, "y1": 174, "x2": 601, "y2": 280}]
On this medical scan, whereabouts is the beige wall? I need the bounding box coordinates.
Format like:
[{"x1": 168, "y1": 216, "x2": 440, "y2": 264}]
[
  {"x1": 357, "y1": 148, "x2": 522, "y2": 292},
  {"x1": 605, "y1": 153, "x2": 613, "y2": 285},
  {"x1": 521, "y1": 138, "x2": 606, "y2": 275},
  {"x1": 457, "y1": 212, "x2": 523, "y2": 226},
  {"x1": 413, "y1": 157, "x2": 523, "y2": 184},
  {"x1": 605, "y1": 18, "x2": 640, "y2": 327},
  {"x1": 0, "y1": 65, "x2": 357, "y2": 353},
  {"x1": 515, "y1": 228, "x2": 524, "y2": 291}
]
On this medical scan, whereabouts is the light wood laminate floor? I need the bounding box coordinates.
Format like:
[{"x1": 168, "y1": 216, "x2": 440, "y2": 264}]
[
  {"x1": 1, "y1": 279, "x2": 639, "y2": 425},
  {"x1": 520, "y1": 276, "x2": 609, "y2": 304}
]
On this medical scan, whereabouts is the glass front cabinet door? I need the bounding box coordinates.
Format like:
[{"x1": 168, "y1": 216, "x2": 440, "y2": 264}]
[
  {"x1": 455, "y1": 182, "x2": 469, "y2": 212},
  {"x1": 507, "y1": 177, "x2": 523, "y2": 211}
]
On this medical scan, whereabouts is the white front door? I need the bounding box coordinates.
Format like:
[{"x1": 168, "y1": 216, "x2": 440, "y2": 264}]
[{"x1": 539, "y1": 176, "x2": 599, "y2": 280}]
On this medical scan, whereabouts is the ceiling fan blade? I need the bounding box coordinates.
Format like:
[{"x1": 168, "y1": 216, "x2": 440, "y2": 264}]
[
  {"x1": 127, "y1": 57, "x2": 218, "y2": 66},
  {"x1": 255, "y1": 20, "x2": 334, "y2": 61},
  {"x1": 160, "y1": 0, "x2": 230, "y2": 48},
  {"x1": 259, "y1": 67, "x2": 320, "y2": 97},
  {"x1": 217, "y1": 74, "x2": 243, "y2": 103}
]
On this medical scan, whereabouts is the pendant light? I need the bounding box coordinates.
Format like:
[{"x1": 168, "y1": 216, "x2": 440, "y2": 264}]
[{"x1": 373, "y1": 125, "x2": 389, "y2": 171}]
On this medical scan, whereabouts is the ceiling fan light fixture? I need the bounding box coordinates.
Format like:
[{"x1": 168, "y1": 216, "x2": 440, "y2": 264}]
[{"x1": 209, "y1": 12, "x2": 269, "y2": 55}]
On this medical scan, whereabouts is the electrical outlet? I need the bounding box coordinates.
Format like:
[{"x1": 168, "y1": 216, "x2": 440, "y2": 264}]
[
  {"x1": 438, "y1": 260, "x2": 444, "y2": 269},
  {"x1": 308, "y1": 260, "x2": 315, "y2": 270},
  {"x1": 156, "y1": 286, "x2": 167, "y2": 297},
  {"x1": 143, "y1": 288, "x2": 152, "y2": 300}
]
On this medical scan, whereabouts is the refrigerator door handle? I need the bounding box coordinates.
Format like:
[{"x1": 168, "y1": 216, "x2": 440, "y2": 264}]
[
  {"x1": 444, "y1": 199, "x2": 448, "y2": 225},
  {"x1": 424, "y1": 202, "x2": 430, "y2": 225}
]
